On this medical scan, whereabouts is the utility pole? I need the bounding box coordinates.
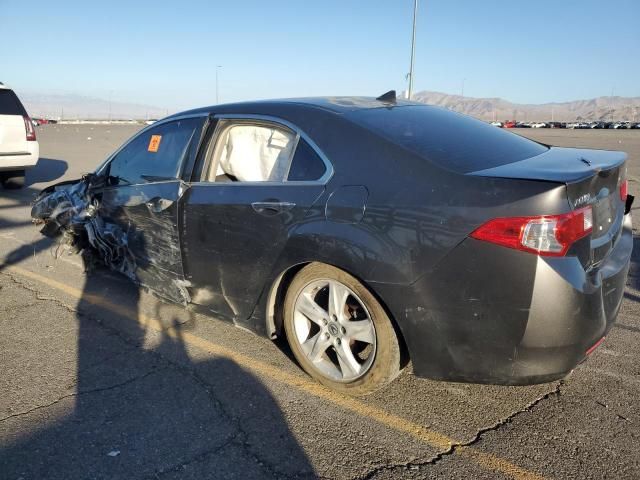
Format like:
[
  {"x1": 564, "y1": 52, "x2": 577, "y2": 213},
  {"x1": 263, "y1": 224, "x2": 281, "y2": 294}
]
[
  {"x1": 216, "y1": 65, "x2": 222, "y2": 104},
  {"x1": 407, "y1": 0, "x2": 418, "y2": 100},
  {"x1": 610, "y1": 87, "x2": 614, "y2": 122},
  {"x1": 108, "y1": 90, "x2": 113, "y2": 122}
]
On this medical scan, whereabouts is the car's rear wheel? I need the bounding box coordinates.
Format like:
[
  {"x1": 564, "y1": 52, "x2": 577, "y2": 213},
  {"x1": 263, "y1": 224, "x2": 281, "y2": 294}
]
[
  {"x1": 1, "y1": 170, "x2": 25, "y2": 189},
  {"x1": 284, "y1": 263, "x2": 401, "y2": 396}
]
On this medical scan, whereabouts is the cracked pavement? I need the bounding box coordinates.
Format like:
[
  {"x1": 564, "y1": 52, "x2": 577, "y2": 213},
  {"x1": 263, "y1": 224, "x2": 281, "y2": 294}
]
[{"x1": 0, "y1": 125, "x2": 639, "y2": 479}]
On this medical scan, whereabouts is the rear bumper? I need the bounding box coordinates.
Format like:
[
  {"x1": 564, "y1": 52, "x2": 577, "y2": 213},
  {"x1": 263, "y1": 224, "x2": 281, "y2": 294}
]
[
  {"x1": 373, "y1": 213, "x2": 632, "y2": 385},
  {"x1": 0, "y1": 142, "x2": 39, "y2": 171}
]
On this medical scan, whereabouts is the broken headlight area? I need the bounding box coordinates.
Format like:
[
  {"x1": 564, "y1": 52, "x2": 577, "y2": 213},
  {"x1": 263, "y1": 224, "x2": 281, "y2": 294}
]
[
  {"x1": 30, "y1": 174, "x2": 135, "y2": 278},
  {"x1": 31, "y1": 174, "x2": 102, "y2": 232}
]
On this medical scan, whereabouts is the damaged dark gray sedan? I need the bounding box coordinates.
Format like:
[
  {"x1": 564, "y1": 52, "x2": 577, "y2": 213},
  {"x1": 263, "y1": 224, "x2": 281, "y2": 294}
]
[{"x1": 31, "y1": 96, "x2": 634, "y2": 395}]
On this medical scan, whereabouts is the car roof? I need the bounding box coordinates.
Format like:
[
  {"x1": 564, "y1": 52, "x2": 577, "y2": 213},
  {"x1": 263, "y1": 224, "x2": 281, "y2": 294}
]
[{"x1": 169, "y1": 96, "x2": 418, "y2": 119}]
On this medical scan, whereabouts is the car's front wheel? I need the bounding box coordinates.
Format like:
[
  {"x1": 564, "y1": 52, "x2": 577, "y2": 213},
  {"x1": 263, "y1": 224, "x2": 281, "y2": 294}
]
[
  {"x1": 1, "y1": 170, "x2": 25, "y2": 189},
  {"x1": 284, "y1": 263, "x2": 402, "y2": 396}
]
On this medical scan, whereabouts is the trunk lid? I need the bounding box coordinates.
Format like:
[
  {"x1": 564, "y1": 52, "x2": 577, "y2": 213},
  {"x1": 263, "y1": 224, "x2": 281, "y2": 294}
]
[{"x1": 470, "y1": 147, "x2": 628, "y2": 265}]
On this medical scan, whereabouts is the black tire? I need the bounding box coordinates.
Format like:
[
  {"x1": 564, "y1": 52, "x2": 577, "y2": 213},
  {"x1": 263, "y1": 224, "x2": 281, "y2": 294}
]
[
  {"x1": 283, "y1": 262, "x2": 402, "y2": 396},
  {"x1": 1, "y1": 170, "x2": 25, "y2": 189}
]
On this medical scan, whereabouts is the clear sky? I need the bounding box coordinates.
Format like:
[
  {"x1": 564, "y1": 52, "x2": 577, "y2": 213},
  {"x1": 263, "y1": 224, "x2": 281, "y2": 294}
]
[{"x1": 1, "y1": 0, "x2": 638, "y2": 111}]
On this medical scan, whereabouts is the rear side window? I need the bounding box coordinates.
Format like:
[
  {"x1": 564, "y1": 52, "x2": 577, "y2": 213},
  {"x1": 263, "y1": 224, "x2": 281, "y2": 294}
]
[
  {"x1": 287, "y1": 139, "x2": 327, "y2": 181},
  {"x1": 0, "y1": 90, "x2": 27, "y2": 116},
  {"x1": 108, "y1": 118, "x2": 202, "y2": 185},
  {"x1": 206, "y1": 122, "x2": 296, "y2": 182},
  {"x1": 347, "y1": 106, "x2": 548, "y2": 173}
]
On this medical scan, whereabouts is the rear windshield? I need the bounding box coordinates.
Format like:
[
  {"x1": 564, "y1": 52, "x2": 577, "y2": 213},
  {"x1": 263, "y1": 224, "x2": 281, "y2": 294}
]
[
  {"x1": 346, "y1": 105, "x2": 548, "y2": 173},
  {"x1": 0, "y1": 89, "x2": 27, "y2": 116}
]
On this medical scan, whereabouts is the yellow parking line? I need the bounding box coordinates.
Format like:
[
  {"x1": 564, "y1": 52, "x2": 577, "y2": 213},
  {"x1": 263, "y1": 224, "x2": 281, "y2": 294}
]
[{"x1": 7, "y1": 265, "x2": 545, "y2": 480}]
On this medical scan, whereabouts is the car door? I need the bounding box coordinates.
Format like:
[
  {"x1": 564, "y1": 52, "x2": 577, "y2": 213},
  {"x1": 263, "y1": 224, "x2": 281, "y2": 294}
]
[
  {"x1": 98, "y1": 116, "x2": 206, "y2": 303},
  {"x1": 180, "y1": 115, "x2": 332, "y2": 321}
]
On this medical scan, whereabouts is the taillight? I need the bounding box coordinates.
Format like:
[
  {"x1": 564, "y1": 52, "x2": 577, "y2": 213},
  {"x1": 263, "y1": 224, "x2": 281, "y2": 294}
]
[
  {"x1": 620, "y1": 180, "x2": 628, "y2": 202},
  {"x1": 23, "y1": 116, "x2": 36, "y2": 141},
  {"x1": 470, "y1": 206, "x2": 593, "y2": 257}
]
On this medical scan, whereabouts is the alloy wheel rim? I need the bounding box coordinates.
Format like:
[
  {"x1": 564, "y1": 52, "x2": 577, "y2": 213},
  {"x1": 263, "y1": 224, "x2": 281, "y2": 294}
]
[{"x1": 292, "y1": 279, "x2": 377, "y2": 382}]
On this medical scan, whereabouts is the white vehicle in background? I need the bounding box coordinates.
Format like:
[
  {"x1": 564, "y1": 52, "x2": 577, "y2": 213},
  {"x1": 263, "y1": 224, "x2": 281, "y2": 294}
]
[
  {"x1": 490, "y1": 121, "x2": 503, "y2": 127},
  {"x1": 531, "y1": 122, "x2": 547, "y2": 128},
  {"x1": 0, "y1": 83, "x2": 38, "y2": 188}
]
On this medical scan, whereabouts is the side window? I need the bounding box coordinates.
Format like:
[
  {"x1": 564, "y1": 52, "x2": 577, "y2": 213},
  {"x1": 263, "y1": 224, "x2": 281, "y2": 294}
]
[
  {"x1": 287, "y1": 139, "x2": 327, "y2": 181},
  {"x1": 108, "y1": 118, "x2": 201, "y2": 185},
  {"x1": 0, "y1": 89, "x2": 27, "y2": 115},
  {"x1": 206, "y1": 122, "x2": 296, "y2": 183}
]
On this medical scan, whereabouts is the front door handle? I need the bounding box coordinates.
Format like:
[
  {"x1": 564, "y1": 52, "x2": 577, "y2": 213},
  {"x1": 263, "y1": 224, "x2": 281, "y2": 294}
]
[
  {"x1": 251, "y1": 201, "x2": 296, "y2": 216},
  {"x1": 146, "y1": 197, "x2": 174, "y2": 213}
]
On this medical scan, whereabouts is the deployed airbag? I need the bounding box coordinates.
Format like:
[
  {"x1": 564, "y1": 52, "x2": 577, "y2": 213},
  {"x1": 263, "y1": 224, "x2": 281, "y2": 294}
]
[{"x1": 214, "y1": 124, "x2": 295, "y2": 182}]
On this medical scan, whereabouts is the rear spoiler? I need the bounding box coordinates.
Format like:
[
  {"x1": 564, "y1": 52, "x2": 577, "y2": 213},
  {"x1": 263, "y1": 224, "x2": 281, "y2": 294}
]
[{"x1": 469, "y1": 147, "x2": 627, "y2": 184}]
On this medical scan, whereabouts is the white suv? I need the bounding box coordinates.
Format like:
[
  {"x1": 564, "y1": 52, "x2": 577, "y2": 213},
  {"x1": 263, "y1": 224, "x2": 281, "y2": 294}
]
[{"x1": 0, "y1": 83, "x2": 39, "y2": 188}]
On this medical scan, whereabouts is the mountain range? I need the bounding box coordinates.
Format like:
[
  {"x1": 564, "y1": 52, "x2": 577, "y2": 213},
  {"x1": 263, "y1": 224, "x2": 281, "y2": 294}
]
[
  {"x1": 21, "y1": 93, "x2": 169, "y2": 120},
  {"x1": 19, "y1": 91, "x2": 640, "y2": 122},
  {"x1": 411, "y1": 91, "x2": 640, "y2": 122}
]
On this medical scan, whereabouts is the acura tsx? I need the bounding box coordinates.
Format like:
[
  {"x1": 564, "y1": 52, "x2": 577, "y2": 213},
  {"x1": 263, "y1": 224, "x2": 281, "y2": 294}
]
[{"x1": 31, "y1": 93, "x2": 633, "y2": 395}]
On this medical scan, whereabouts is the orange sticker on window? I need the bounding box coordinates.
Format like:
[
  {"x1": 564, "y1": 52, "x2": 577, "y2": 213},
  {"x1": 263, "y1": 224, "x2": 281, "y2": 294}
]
[{"x1": 148, "y1": 135, "x2": 162, "y2": 152}]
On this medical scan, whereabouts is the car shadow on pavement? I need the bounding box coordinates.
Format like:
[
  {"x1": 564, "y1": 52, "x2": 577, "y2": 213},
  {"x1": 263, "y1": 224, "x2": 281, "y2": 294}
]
[
  {"x1": 0, "y1": 249, "x2": 315, "y2": 479},
  {"x1": 0, "y1": 158, "x2": 68, "y2": 229},
  {"x1": 24, "y1": 158, "x2": 68, "y2": 187},
  {"x1": 624, "y1": 233, "x2": 640, "y2": 300},
  {"x1": 0, "y1": 164, "x2": 315, "y2": 477},
  {"x1": 0, "y1": 186, "x2": 60, "y2": 271}
]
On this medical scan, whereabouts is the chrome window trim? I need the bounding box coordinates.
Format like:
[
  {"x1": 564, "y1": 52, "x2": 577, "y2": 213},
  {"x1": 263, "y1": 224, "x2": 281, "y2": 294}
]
[{"x1": 191, "y1": 113, "x2": 334, "y2": 187}]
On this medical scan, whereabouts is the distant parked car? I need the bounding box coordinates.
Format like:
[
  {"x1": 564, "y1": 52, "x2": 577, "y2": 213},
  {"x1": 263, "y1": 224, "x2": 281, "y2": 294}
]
[
  {"x1": 0, "y1": 83, "x2": 39, "y2": 188},
  {"x1": 631, "y1": 123, "x2": 640, "y2": 129},
  {"x1": 515, "y1": 122, "x2": 531, "y2": 128},
  {"x1": 490, "y1": 121, "x2": 503, "y2": 127},
  {"x1": 503, "y1": 121, "x2": 517, "y2": 128},
  {"x1": 531, "y1": 122, "x2": 547, "y2": 128}
]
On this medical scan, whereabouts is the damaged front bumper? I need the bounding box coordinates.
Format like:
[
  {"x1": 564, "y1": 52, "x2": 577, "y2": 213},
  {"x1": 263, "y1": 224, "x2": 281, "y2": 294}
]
[
  {"x1": 31, "y1": 174, "x2": 137, "y2": 283},
  {"x1": 31, "y1": 175, "x2": 192, "y2": 305}
]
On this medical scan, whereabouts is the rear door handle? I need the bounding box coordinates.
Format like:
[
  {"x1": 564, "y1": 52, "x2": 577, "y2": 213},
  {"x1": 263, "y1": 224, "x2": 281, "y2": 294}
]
[{"x1": 251, "y1": 201, "x2": 296, "y2": 216}]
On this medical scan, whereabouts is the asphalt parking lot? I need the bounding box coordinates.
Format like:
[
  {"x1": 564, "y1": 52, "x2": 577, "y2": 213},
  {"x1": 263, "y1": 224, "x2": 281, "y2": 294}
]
[{"x1": 1, "y1": 124, "x2": 639, "y2": 479}]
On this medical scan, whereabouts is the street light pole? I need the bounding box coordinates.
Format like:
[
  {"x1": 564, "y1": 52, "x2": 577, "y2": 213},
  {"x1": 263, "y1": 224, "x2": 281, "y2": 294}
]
[
  {"x1": 407, "y1": 0, "x2": 418, "y2": 100},
  {"x1": 108, "y1": 90, "x2": 113, "y2": 122},
  {"x1": 216, "y1": 65, "x2": 222, "y2": 104}
]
